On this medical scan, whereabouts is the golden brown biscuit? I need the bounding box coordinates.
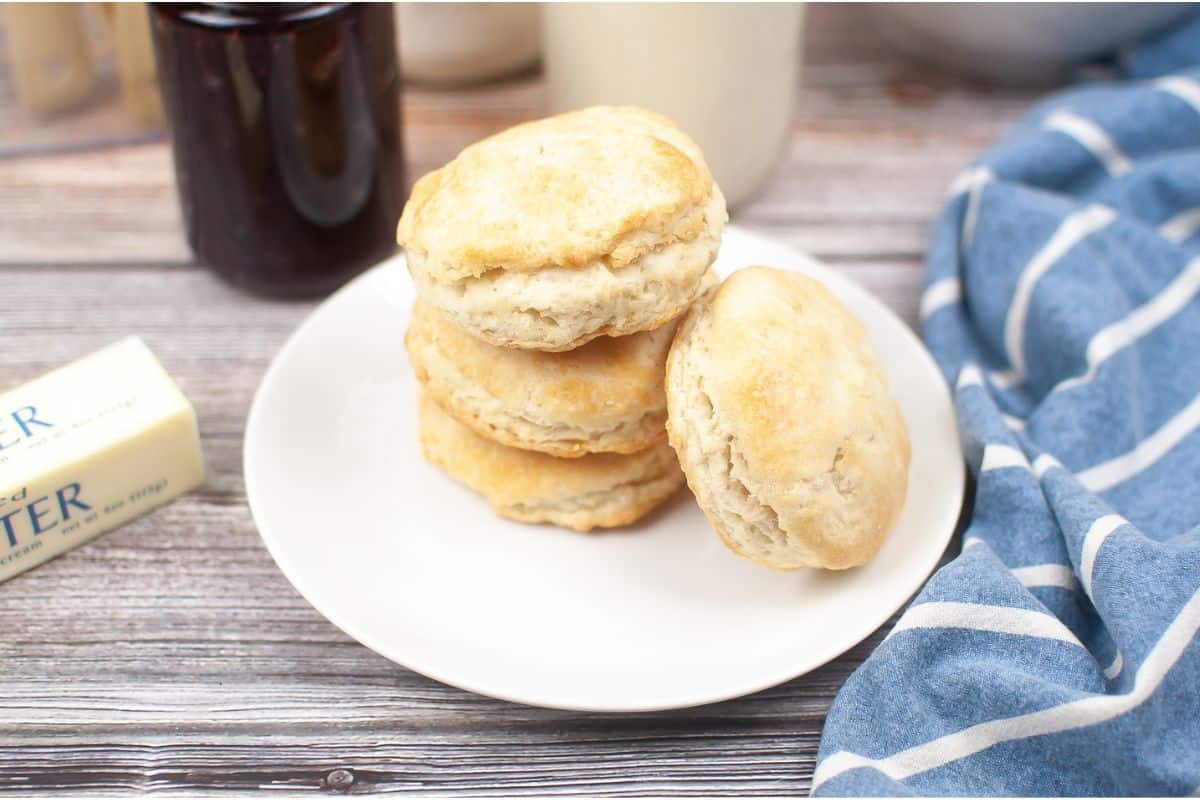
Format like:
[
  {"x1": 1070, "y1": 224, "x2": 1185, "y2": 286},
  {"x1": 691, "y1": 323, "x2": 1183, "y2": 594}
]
[
  {"x1": 665, "y1": 267, "x2": 911, "y2": 570},
  {"x1": 398, "y1": 106, "x2": 727, "y2": 351},
  {"x1": 419, "y1": 394, "x2": 685, "y2": 531},
  {"x1": 406, "y1": 298, "x2": 679, "y2": 457}
]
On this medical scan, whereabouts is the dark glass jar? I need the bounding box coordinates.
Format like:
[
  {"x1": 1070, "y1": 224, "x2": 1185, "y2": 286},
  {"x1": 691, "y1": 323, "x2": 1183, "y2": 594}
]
[{"x1": 150, "y1": 3, "x2": 403, "y2": 298}]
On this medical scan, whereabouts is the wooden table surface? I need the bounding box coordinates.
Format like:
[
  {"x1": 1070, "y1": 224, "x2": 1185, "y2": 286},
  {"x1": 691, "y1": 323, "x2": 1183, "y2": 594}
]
[{"x1": 0, "y1": 7, "x2": 1037, "y2": 796}]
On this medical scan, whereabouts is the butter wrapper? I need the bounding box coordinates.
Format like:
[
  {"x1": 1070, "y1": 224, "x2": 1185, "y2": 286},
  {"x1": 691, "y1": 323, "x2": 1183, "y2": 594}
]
[{"x1": 0, "y1": 337, "x2": 205, "y2": 582}]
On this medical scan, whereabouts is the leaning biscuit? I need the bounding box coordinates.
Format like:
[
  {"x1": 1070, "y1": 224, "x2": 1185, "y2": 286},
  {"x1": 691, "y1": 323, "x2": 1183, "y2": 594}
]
[
  {"x1": 418, "y1": 394, "x2": 684, "y2": 532},
  {"x1": 398, "y1": 106, "x2": 727, "y2": 352},
  {"x1": 406, "y1": 298, "x2": 681, "y2": 457},
  {"x1": 665, "y1": 267, "x2": 911, "y2": 570}
]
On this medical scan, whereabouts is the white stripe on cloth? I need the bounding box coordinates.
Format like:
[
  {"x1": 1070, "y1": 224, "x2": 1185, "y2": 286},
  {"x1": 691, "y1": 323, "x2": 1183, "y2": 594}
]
[
  {"x1": 887, "y1": 601, "x2": 1083, "y2": 647},
  {"x1": 1003, "y1": 205, "x2": 1118, "y2": 384},
  {"x1": 989, "y1": 369, "x2": 1021, "y2": 390},
  {"x1": 1001, "y1": 414, "x2": 1027, "y2": 431},
  {"x1": 920, "y1": 278, "x2": 962, "y2": 321},
  {"x1": 1104, "y1": 650, "x2": 1124, "y2": 680},
  {"x1": 946, "y1": 166, "x2": 995, "y2": 198},
  {"x1": 1044, "y1": 110, "x2": 1134, "y2": 176},
  {"x1": 1033, "y1": 453, "x2": 1063, "y2": 479},
  {"x1": 1055, "y1": 257, "x2": 1200, "y2": 396},
  {"x1": 1079, "y1": 514, "x2": 1128, "y2": 597},
  {"x1": 962, "y1": 168, "x2": 993, "y2": 249},
  {"x1": 1155, "y1": 75, "x2": 1200, "y2": 115},
  {"x1": 957, "y1": 363, "x2": 985, "y2": 390},
  {"x1": 981, "y1": 444, "x2": 1030, "y2": 473},
  {"x1": 812, "y1": 587, "x2": 1200, "y2": 792},
  {"x1": 1077, "y1": 392, "x2": 1200, "y2": 492},
  {"x1": 962, "y1": 538, "x2": 1077, "y2": 590},
  {"x1": 1160, "y1": 207, "x2": 1200, "y2": 244},
  {"x1": 945, "y1": 167, "x2": 994, "y2": 249},
  {"x1": 1011, "y1": 564, "x2": 1079, "y2": 590}
]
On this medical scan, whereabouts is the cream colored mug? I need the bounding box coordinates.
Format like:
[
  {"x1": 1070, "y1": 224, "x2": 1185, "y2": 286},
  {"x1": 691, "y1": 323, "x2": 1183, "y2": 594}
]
[{"x1": 543, "y1": 3, "x2": 804, "y2": 209}]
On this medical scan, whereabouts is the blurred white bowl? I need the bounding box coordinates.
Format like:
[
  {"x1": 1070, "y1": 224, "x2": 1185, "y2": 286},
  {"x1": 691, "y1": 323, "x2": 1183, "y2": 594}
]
[
  {"x1": 396, "y1": 3, "x2": 541, "y2": 86},
  {"x1": 870, "y1": 3, "x2": 1195, "y2": 85}
]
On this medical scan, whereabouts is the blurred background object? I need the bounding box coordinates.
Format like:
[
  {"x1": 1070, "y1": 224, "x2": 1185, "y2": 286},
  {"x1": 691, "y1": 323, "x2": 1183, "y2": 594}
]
[
  {"x1": 101, "y1": 2, "x2": 162, "y2": 122},
  {"x1": 3, "y1": 3, "x2": 93, "y2": 115},
  {"x1": 149, "y1": 3, "x2": 403, "y2": 298},
  {"x1": 0, "y1": 2, "x2": 163, "y2": 155},
  {"x1": 869, "y1": 2, "x2": 1194, "y2": 85},
  {"x1": 543, "y1": 3, "x2": 804, "y2": 209},
  {"x1": 397, "y1": 3, "x2": 540, "y2": 86},
  {"x1": 3, "y1": 2, "x2": 1194, "y2": 287}
]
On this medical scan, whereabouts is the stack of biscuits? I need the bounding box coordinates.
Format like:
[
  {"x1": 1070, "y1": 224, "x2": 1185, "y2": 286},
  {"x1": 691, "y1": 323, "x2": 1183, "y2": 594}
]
[{"x1": 398, "y1": 106, "x2": 728, "y2": 532}]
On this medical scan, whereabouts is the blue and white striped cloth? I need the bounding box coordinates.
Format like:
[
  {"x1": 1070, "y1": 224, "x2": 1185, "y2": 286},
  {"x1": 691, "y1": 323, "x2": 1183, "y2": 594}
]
[{"x1": 814, "y1": 20, "x2": 1200, "y2": 796}]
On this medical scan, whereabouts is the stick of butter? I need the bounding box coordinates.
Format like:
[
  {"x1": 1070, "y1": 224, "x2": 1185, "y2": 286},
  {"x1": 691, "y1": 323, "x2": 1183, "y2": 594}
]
[{"x1": 0, "y1": 337, "x2": 205, "y2": 583}]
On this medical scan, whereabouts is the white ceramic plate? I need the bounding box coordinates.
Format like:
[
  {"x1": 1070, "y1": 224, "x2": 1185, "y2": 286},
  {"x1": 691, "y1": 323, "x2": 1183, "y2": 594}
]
[{"x1": 244, "y1": 226, "x2": 964, "y2": 712}]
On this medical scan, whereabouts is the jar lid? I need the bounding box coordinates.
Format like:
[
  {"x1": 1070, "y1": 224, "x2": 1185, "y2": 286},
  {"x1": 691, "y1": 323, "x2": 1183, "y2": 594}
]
[{"x1": 154, "y1": 3, "x2": 350, "y2": 30}]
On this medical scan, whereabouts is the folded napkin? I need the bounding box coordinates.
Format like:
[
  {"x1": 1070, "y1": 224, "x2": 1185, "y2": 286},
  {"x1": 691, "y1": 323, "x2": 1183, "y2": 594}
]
[{"x1": 814, "y1": 18, "x2": 1200, "y2": 796}]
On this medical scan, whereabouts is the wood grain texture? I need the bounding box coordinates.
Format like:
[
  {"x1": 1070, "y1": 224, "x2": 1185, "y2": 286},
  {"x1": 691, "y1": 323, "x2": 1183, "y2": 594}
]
[{"x1": 0, "y1": 6, "x2": 1009, "y2": 795}]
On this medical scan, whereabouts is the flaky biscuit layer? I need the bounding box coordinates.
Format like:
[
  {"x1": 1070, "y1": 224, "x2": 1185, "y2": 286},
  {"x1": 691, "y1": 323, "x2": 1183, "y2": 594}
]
[{"x1": 419, "y1": 394, "x2": 684, "y2": 532}]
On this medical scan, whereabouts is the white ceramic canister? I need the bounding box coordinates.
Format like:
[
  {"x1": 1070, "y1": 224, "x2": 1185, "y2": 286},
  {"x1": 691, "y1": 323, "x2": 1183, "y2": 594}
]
[
  {"x1": 543, "y1": 3, "x2": 804, "y2": 209},
  {"x1": 396, "y1": 3, "x2": 542, "y2": 86}
]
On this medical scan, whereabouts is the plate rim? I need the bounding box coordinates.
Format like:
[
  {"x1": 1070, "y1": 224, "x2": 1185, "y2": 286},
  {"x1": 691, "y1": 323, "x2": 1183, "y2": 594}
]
[{"x1": 244, "y1": 224, "x2": 965, "y2": 712}]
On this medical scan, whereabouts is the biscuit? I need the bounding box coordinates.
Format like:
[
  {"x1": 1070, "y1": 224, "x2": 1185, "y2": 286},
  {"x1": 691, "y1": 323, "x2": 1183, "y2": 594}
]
[
  {"x1": 398, "y1": 106, "x2": 727, "y2": 351},
  {"x1": 406, "y1": 298, "x2": 680, "y2": 457},
  {"x1": 418, "y1": 394, "x2": 685, "y2": 532},
  {"x1": 665, "y1": 268, "x2": 911, "y2": 570}
]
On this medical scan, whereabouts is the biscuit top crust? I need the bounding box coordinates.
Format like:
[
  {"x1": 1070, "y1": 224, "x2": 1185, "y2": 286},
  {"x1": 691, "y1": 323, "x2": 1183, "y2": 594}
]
[
  {"x1": 698, "y1": 267, "x2": 910, "y2": 564},
  {"x1": 397, "y1": 106, "x2": 715, "y2": 281}
]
